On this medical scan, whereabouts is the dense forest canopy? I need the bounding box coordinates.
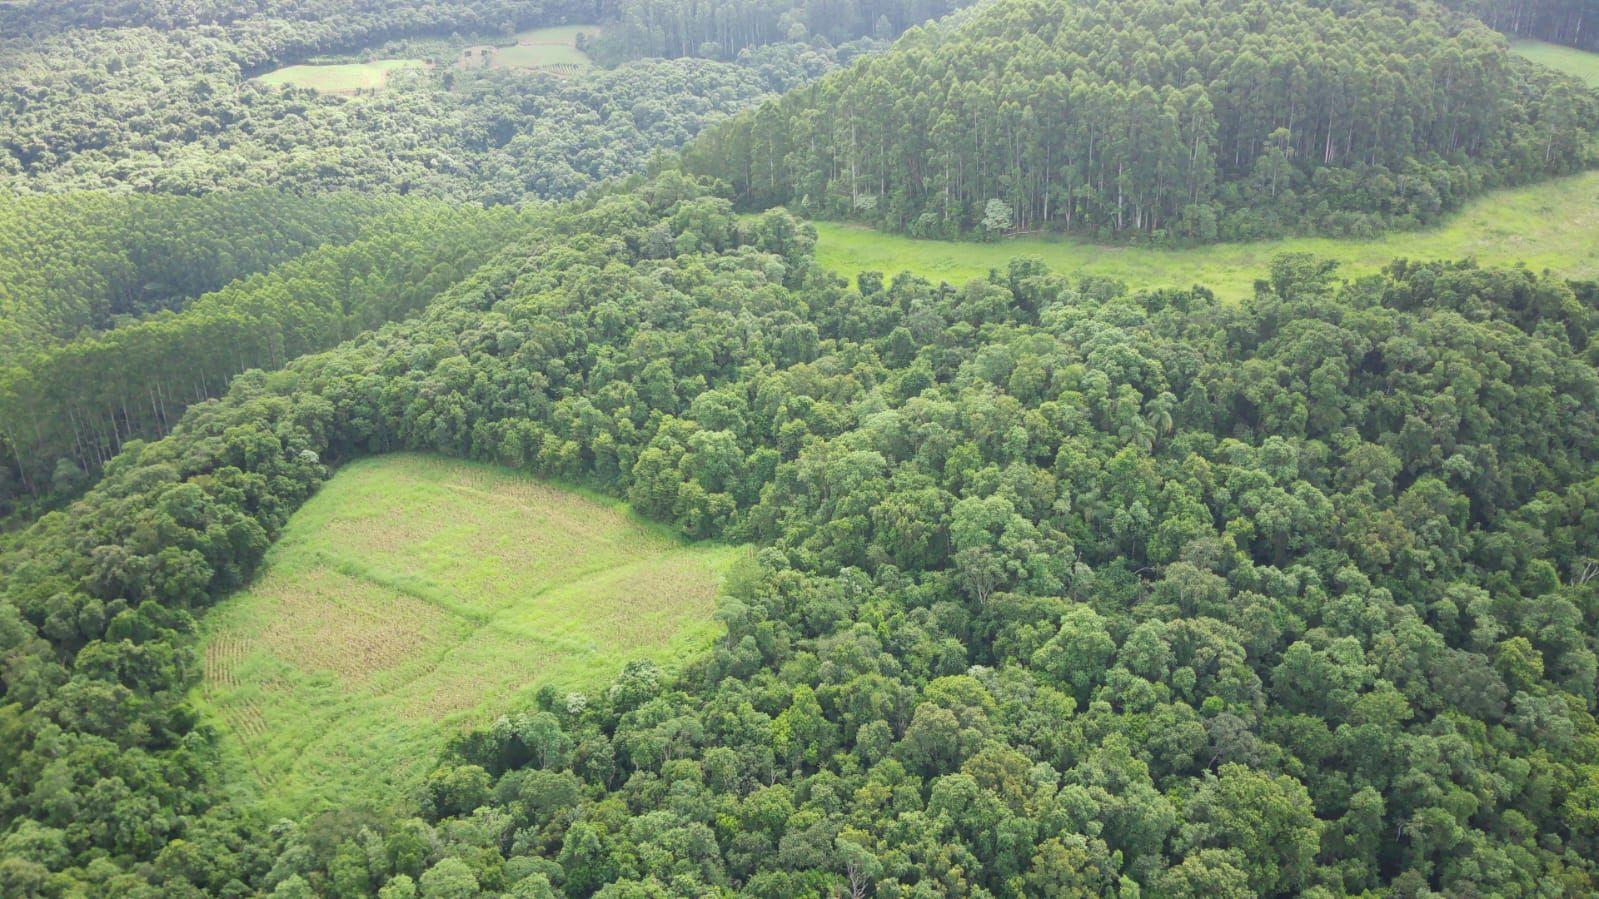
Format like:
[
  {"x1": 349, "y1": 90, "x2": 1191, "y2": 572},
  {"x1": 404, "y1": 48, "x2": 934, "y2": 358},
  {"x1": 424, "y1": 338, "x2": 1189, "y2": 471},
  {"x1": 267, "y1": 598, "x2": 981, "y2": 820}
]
[
  {"x1": 2, "y1": 172, "x2": 1598, "y2": 896},
  {"x1": 0, "y1": 0, "x2": 966, "y2": 202},
  {"x1": 685, "y1": 0, "x2": 1599, "y2": 241},
  {"x1": 0, "y1": 191, "x2": 410, "y2": 353},
  {"x1": 3, "y1": 0, "x2": 1599, "y2": 895}
]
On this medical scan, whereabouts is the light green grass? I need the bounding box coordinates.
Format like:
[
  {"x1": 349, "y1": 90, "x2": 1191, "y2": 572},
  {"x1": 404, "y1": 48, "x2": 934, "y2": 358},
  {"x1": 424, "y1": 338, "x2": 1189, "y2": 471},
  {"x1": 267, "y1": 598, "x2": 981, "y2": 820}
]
[
  {"x1": 810, "y1": 171, "x2": 1599, "y2": 299},
  {"x1": 1511, "y1": 38, "x2": 1599, "y2": 87},
  {"x1": 512, "y1": 24, "x2": 602, "y2": 45},
  {"x1": 256, "y1": 59, "x2": 424, "y2": 93},
  {"x1": 459, "y1": 24, "x2": 599, "y2": 73},
  {"x1": 491, "y1": 42, "x2": 592, "y2": 70},
  {"x1": 193, "y1": 454, "x2": 739, "y2": 815}
]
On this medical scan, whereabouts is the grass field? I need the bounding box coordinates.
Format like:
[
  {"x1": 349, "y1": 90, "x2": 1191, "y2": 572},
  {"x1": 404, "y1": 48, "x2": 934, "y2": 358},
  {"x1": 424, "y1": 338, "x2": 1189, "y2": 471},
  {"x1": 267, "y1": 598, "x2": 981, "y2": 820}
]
[
  {"x1": 460, "y1": 24, "x2": 599, "y2": 74},
  {"x1": 256, "y1": 59, "x2": 424, "y2": 93},
  {"x1": 194, "y1": 454, "x2": 738, "y2": 814},
  {"x1": 512, "y1": 25, "x2": 602, "y2": 45},
  {"x1": 809, "y1": 171, "x2": 1599, "y2": 299},
  {"x1": 490, "y1": 42, "x2": 592, "y2": 71},
  {"x1": 1511, "y1": 38, "x2": 1599, "y2": 87}
]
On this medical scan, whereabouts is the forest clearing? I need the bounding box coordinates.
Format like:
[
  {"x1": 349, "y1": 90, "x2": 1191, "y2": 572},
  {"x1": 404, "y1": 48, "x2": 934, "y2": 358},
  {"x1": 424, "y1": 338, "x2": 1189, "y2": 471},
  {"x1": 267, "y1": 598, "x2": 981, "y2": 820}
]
[{"x1": 193, "y1": 454, "x2": 737, "y2": 813}]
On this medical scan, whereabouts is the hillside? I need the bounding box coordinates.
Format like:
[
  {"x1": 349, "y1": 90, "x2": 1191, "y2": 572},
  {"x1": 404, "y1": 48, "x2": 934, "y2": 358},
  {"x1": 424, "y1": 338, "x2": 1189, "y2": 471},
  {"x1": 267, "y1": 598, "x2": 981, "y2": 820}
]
[
  {"x1": 4, "y1": 0, "x2": 1599, "y2": 895},
  {"x1": 686, "y1": 0, "x2": 1599, "y2": 241},
  {"x1": 3, "y1": 180, "x2": 1598, "y2": 896}
]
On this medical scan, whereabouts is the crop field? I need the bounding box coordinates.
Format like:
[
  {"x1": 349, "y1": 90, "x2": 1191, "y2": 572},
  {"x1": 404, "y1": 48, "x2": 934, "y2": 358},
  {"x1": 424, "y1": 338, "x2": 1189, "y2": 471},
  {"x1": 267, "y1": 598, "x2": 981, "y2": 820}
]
[
  {"x1": 255, "y1": 59, "x2": 425, "y2": 93},
  {"x1": 1512, "y1": 38, "x2": 1599, "y2": 86},
  {"x1": 193, "y1": 454, "x2": 739, "y2": 814},
  {"x1": 809, "y1": 170, "x2": 1599, "y2": 299}
]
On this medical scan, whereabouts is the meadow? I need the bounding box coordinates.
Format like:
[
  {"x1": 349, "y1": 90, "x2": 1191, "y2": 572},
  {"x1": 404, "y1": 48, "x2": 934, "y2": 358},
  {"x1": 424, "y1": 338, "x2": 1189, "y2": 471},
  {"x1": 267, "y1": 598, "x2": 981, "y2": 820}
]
[
  {"x1": 193, "y1": 454, "x2": 739, "y2": 814},
  {"x1": 255, "y1": 59, "x2": 424, "y2": 93},
  {"x1": 460, "y1": 24, "x2": 600, "y2": 73},
  {"x1": 809, "y1": 170, "x2": 1599, "y2": 299},
  {"x1": 1511, "y1": 37, "x2": 1599, "y2": 86}
]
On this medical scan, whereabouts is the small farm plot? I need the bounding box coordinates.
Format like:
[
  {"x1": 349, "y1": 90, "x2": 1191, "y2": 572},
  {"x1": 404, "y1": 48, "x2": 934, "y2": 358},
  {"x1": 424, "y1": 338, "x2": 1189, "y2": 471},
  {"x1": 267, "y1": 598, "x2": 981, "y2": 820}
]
[
  {"x1": 459, "y1": 24, "x2": 600, "y2": 75},
  {"x1": 193, "y1": 453, "x2": 738, "y2": 814},
  {"x1": 255, "y1": 59, "x2": 425, "y2": 93}
]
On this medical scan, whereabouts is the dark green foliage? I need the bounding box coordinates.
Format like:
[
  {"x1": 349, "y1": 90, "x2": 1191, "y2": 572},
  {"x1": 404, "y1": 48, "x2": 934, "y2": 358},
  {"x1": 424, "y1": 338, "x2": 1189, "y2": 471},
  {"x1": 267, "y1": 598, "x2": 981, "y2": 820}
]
[
  {"x1": 0, "y1": 22, "x2": 776, "y2": 203},
  {"x1": 0, "y1": 190, "x2": 409, "y2": 353},
  {"x1": 685, "y1": 0, "x2": 1599, "y2": 241},
  {"x1": 0, "y1": 203, "x2": 526, "y2": 514},
  {"x1": 3, "y1": 174, "x2": 1597, "y2": 895}
]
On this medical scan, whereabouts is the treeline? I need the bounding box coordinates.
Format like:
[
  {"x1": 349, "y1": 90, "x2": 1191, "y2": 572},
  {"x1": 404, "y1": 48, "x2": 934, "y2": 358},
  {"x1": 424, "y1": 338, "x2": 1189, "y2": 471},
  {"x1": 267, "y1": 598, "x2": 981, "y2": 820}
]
[
  {"x1": 0, "y1": 203, "x2": 527, "y2": 509},
  {"x1": 1444, "y1": 0, "x2": 1599, "y2": 51},
  {"x1": 586, "y1": 0, "x2": 975, "y2": 62},
  {"x1": 685, "y1": 0, "x2": 1599, "y2": 241},
  {"x1": 0, "y1": 190, "x2": 408, "y2": 354},
  {"x1": 3, "y1": 173, "x2": 1598, "y2": 895}
]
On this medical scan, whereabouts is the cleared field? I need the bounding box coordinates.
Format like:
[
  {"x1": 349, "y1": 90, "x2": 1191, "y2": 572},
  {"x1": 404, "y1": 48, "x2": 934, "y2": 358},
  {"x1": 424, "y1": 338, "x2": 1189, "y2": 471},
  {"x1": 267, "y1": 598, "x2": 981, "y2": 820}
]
[
  {"x1": 460, "y1": 24, "x2": 599, "y2": 74},
  {"x1": 1512, "y1": 38, "x2": 1599, "y2": 87},
  {"x1": 513, "y1": 24, "x2": 602, "y2": 45},
  {"x1": 194, "y1": 454, "x2": 738, "y2": 814},
  {"x1": 256, "y1": 59, "x2": 424, "y2": 93},
  {"x1": 491, "y1": 42, "x2": 591, "y2": 70},
  {"x1": 810, "y1": 171, "x2": 1599, "y2": 299}
]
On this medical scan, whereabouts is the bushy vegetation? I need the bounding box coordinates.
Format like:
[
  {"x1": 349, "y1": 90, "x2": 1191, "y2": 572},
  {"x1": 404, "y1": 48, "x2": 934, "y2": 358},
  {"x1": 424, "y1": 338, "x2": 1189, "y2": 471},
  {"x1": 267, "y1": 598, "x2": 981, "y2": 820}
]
[
  {"x1": 0, "y1": 0, "x2": 956, "y2": 203},
  {"x1": 686, "y1": 0, "x2": 1599, "y2": 241},
  {"x1": 0, "y1": 23, "x2": 776, "y2": 203},
  {"x1": 2, "y1": 174, "x2": 1597, "y2": 896},
  {"x1": 4, "y1": 0, "x2": 1599, "y2": 894}
]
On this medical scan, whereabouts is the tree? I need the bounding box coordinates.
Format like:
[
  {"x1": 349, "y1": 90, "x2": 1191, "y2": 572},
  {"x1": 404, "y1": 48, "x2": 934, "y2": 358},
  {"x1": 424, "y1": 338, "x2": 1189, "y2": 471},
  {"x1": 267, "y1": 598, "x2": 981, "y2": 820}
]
[{"x1": 982, "y1": 199, "x2": 1014, "y2": 239}]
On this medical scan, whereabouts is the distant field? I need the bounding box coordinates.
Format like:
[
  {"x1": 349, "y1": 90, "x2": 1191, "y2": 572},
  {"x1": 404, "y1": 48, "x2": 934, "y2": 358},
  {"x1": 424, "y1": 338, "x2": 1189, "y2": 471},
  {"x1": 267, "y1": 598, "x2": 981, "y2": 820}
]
[
  {"x1": 460, "y1": 24, "x2": 599, "y2": 74},
  {"x1": 491, "y1": 42, "x2": 591, "y2": 70},
  {"x1": 256, "y1": 59, "x2": 424, "y2": 92},
  {"x1": 194, "y1": 454, "x2": 737, "y2": 814},
  {"x1": 513, "y1": 24, "x2": 602, "y2": 45},
  {"x1": 810, "y1": 171, "x2": 1599, "y2": 299},
  {"x1": 1511, "y1": 38, "x2": 1599, "y2": 86}
]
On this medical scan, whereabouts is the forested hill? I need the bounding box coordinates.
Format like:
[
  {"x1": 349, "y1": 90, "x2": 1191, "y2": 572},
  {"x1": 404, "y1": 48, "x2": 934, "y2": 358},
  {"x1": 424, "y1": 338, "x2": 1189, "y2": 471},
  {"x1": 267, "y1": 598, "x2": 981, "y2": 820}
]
[
  {"x1": 3, "y1": 173, "x2": 1599, "y2": 895},
  {"x1": 684, "y1": 0, "x2": 1599, "y2": 241}
]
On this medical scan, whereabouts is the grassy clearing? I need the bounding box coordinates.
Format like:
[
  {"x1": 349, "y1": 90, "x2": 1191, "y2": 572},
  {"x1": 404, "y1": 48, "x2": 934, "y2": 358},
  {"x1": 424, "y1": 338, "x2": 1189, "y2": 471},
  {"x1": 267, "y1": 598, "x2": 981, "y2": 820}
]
[
  {"x1": 491, "y1": 42, "x2": 591, "y2": 71},
  {"x1": 459, "y1": 24, "x2": 599, "y2": 73},
  {"x1": 513, "y1": 24, "x2": 602, "y2": 45},
  {"x1": 193, "y1": 454, "x2": 738, "y2": 815},
  {"x1": 1512, "y1": 38, "x2": 1599, "y2": 87},
  {"x1": 256, "y1": 59, "x2": 424, "y2": 93},
  {"x1": 809, "y1": 171, "x2": 1599, "y2": 299}
]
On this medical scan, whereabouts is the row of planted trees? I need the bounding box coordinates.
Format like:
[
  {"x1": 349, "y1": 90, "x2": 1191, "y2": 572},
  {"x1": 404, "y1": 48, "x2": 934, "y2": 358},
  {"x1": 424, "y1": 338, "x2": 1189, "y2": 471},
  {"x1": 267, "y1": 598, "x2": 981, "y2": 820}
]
[
  {"x1": 686, "y1": 0, "x2": 1598, "y2": 240},
  {"x1": 0, "y1": 204, "x2": 527, "y2": 506}
]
